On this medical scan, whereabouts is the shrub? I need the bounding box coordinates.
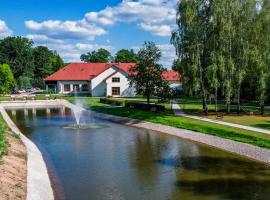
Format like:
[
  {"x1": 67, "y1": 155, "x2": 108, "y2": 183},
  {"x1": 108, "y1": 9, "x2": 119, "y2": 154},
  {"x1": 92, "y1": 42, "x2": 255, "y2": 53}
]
[
  {"x1": 100, "y1": 98, "x2": 124, "y2": 106},
  {"x1": 125, "y1": 102, "x2": 165, "y2": 112}
]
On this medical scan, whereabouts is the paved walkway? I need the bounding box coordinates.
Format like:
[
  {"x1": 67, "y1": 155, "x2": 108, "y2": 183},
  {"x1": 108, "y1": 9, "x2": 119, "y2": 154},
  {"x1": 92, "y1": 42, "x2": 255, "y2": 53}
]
[{"x1": 171, "y1": 101, "x2": 270, "y2": 135}]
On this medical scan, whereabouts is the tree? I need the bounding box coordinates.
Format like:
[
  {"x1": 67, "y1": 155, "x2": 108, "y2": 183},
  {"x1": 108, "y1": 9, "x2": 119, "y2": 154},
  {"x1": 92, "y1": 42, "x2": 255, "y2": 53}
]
[
  {"x1": 18, "y1": 75, "x2": 32, "y2": 89},
  {"x1": 0, "y1": 64, "x2": 15, "y2": 94},
  {"x1": 114, "y1": 49, "x2": 137, "y2": 63},
  {"x1": 171, "y1": 0, "x2": 267, "y2": 115},
  {"x1": 33, "y1": 46, "x2": 64, "y2": 78},
  {"x1": 32, "y1": 46, "x2": 64, "y2": 88},
  {"x1": 0, "y1": 36, "x2": 34, "y2": 79},
  {"x1": 129, "y1": 42, "x2": 166, "y2": 105},
  {"x1": 52, "y1": 53, "x2": 65, "y2": 72},
  {"x1": 171, "y1": 0, "x2": 210, "y2": 114},
  {"x1": 80, "y1": 48, "x2": 112, "y2": 62},
  {"x1": 33, "y1": 46, "x2": 54, "y2": 78},
  {"x1": 250, "y1": 0, "x2": 270, "y2": 115}
]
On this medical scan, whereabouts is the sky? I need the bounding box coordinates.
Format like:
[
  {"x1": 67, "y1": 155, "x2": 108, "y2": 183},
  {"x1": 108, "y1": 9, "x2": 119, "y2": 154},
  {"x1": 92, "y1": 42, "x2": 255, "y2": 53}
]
[{"x1": 0, "y1": 0, "x2": 178, "y2": 68}]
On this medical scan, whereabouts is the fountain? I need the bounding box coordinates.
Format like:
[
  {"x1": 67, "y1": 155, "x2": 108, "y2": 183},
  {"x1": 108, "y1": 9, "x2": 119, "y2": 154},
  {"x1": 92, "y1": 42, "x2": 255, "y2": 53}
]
[
  {"x1": 73, "y1": 106, "x2": 84, "y2": 126},
  {"x1": 64, "y1": 95, "x2": 107, "y2": 130}
]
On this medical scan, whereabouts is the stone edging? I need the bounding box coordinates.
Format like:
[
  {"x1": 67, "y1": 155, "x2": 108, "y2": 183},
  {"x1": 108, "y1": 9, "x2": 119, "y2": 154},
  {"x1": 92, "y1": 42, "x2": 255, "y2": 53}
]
[
  {"x1": 63, "y1": 99, "x2": 270, "y2": 165},
  {"x1": 0, "y1": 99, "x2": 269, "y2": 200},
  {"x1": 0, "y1": 103, "x2": 54, "y2": 200},
  {"x1": 92, "y1": 111, "x2": 270, "y2": 165}
]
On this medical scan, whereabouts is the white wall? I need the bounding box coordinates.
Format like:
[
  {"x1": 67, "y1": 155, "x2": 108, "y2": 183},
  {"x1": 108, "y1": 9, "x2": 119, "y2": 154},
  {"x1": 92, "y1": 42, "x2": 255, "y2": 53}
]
[
  {"x1": 57, "y1": 81, "x2": 91, "y2": 94},
  {"x1": 106, "y1": 71, "x2": 136, "y2": 97},
  {"x1": 168, "y1": 81, "x2": 182, "y2": 91},
  {"x1": 91, "y1": 67, "x2": 116, "y2": 97}
]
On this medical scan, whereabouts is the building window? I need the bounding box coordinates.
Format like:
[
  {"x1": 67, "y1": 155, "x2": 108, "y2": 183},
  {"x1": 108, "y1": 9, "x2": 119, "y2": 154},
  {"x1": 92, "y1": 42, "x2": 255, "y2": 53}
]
[
  {"x1": 112, "y1": 87, "x2": 120, "y2": 96},
  {"x1": 82, "y1": 84, "x2": 89, "y2": 92},
  {"x1": 73, "y1": 84, "x2": 80, "y2": 92},
  {"x1": 112, "y1": 77, "x2": 120, "y2": 82},
  {"x1": 64, "y1": 84, "x2": 71, "y2": 92}
]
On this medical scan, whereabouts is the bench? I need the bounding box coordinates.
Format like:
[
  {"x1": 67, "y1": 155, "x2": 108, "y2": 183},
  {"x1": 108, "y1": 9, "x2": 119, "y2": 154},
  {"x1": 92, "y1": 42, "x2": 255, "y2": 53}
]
[
  {"x1": 10, "y1": 95, "x2": 16, "y2": 101},
  {"x1": 216, "y1": 114, "x2": 224, "y2": 120}
]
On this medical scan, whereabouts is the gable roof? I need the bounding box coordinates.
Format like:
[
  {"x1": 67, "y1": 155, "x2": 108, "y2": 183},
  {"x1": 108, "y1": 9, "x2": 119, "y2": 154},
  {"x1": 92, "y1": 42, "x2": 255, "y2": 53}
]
[
  {"x1": 162, "y1": 70, "x2": 180, "y2": 81},
  {"x1": 45, "y1": 63, "x2": 136, "y2": 81},
  {"x1": 45, "y1": 62, "x2": 180, "y2": 81}
]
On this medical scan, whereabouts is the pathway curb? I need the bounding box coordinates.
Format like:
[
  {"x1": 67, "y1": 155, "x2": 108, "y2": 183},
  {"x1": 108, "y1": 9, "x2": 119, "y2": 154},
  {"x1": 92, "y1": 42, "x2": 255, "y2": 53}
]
[
  {"x1": 0, "y1": 104, "x2": 54, "y2": 200},
  {"x1": 172, "y1": 101, "x2": 270, "y2": 135},
  {"x1": 92, "y1": 111, "x2": 270, "y2": 165}
]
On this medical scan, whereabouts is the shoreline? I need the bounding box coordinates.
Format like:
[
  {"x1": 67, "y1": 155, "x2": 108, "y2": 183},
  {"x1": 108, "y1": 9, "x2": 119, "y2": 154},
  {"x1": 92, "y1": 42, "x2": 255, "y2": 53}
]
[
  {"x1": 92, "y1": 111, "x2": 270, "y2": 165},
  {"x1": 0, "y1": 103, "x2": 54, "y2": 200},
  {"x1": 0, "y1": 99, "x2": 269, "y2": 200}
]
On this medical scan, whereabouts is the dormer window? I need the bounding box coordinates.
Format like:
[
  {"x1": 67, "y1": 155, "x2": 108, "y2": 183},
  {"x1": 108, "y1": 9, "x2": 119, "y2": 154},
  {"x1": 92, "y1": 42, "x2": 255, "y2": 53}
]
[{"x1": 112, "y1": 77, "x2": 120, "y2": 82}]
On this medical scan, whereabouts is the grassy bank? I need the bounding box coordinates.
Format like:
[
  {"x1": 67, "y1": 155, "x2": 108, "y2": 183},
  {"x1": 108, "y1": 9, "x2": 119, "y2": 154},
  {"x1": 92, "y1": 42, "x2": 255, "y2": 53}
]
[
  {"x1": 177, "y1": 97, "x2": 270, "y2": 130},
  {"x1": 66, "y1": 97, "x2": 270, "y2": 149},
  {"x1": 0, "y1": 116, "x2": 8, "y2": 158}
]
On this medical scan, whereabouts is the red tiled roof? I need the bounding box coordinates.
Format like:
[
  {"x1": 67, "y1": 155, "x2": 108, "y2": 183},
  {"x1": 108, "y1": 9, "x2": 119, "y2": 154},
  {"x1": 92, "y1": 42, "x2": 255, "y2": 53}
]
[
  {"x1": 45, "y1": 63, "x2": 136, "y2": 81},
  {"x1": 45, "y1": 63, "x2": 180, "y2": 81},
  {"x1": 162, "y1": 70, "x2": 180, "y2": 81}
]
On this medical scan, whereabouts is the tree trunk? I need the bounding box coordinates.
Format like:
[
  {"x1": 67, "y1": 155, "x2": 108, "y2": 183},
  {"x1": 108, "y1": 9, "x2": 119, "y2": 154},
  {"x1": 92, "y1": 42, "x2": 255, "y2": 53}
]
[
  {"x1": 261, "y1": 103, "x2": 264, "y2": 115},
  {"x1": 147, "y1": 94, "x2": 150, "y2": 106},
  {"x1": 215, "y1": 87, "x2": 218, "y2": 113},
  {"x1": 237, "y1": 84, "x2": 241, "y2": 114},
  {"x1": 260, "y1": 94, "x2": 265, "y2": 115},
  {"x1": 198, "y1": 47, "x2": 208, "y2": 115}
]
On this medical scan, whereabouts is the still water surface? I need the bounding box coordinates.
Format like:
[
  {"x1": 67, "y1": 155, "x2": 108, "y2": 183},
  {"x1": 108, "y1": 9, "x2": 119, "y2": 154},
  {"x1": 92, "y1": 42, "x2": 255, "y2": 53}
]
[{"x1": 7, "y1": 108, "x2": 270, "y2": 200}]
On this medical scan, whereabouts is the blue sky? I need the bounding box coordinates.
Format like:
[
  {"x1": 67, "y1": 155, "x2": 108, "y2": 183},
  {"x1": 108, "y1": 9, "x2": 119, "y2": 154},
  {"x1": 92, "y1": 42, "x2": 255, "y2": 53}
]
[{"x1": 0, "y1": 0, "x2": 178, "y2": 67}]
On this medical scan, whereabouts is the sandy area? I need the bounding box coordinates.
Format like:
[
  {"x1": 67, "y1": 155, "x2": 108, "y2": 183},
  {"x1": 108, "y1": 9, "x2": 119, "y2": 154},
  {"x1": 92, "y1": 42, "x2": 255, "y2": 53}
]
[{"x1": 0, "y1": 132, "x2": 27, "y2": 200}]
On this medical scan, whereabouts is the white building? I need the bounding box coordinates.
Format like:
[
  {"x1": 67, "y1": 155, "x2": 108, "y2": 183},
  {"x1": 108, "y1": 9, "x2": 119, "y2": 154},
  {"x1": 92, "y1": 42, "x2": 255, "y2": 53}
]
[{"x1": 45, "y1": 63, "x2": 181, "y2": 97}]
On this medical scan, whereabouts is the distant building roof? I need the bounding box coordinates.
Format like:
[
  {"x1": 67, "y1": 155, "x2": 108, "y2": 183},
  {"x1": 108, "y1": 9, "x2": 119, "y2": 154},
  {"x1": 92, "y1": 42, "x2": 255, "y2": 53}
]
[
  {"x1": 45, "y1": 63, "x2": 135, "y2": 81},
  {"x1": 162, "y1": 70, "x2": 180, "y2": 81},
  {"x1": 45, "y1": 63, "x2": 180, "y2": 81}
]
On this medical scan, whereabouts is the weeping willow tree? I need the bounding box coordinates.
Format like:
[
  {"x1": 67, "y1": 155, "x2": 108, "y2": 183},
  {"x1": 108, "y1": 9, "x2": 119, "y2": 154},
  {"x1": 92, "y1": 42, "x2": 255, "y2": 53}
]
[
  {"x1": 172, "y1": 0, "x2": 270, "y2": 115},
  {"x1": 171, "y1": 0, "x2": 211, "y2": 114}
]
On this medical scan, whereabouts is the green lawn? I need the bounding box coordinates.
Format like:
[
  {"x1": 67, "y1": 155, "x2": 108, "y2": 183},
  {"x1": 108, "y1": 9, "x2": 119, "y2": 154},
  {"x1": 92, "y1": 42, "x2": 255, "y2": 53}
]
[
  {"x1": 178, "y1": 97, "x2": 270, "y2": 115},
  {"x1": 65, "y1": 97, "x2": 270, "y2": 149},
  {"x1": 177, "y1": 97, "x2": 270, "y2": 130},
  {"x1": 1, "y1": 94, "x2": 270, "y2": 149}
]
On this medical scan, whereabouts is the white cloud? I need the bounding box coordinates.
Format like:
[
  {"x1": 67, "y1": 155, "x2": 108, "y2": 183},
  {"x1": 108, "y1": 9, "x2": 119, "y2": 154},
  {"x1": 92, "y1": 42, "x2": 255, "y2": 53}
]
[
  {"x1": 139, "y1": 23, "x2": 173, "y2": 36},
  {"x1": 27, "y1": 34, "x2": 113, "y2": 62},
  {"x1": 157, "y1": 44, "x2": 177, "y2": 68},
  {"x1": 23, "y1": 1, "x2": 178, "y2": 65},
  {"x1": 84, "y1": 0, "x2": 177, "y2": 36},
  {"x1": 26, "y1": 34, "x2": 64, "y2": 44},
  {"x1": 0, "y1": 20, "x2": 13, "y2": 39},
  {"x1": 25, "y1": 0, "x2": 178, "y2": 39},
  {"x1": 133, "y1": 44, "x2": 176, "y2": 68},
  {"x1": 25, "y1": 20, "x2": 107, "y2": 40}
]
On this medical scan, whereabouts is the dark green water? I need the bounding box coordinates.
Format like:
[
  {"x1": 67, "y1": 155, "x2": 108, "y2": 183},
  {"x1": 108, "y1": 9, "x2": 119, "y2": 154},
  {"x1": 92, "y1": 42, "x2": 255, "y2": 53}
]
[{"x1": 7, "y1": 108, "x2": 270, "y2": 200}]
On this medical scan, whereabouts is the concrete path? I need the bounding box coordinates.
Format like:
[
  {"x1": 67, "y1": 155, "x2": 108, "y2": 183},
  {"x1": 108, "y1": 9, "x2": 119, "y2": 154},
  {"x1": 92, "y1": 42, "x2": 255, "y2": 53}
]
[{"x1": 171, "y1": 100, "x2": 270, "y2": 135}]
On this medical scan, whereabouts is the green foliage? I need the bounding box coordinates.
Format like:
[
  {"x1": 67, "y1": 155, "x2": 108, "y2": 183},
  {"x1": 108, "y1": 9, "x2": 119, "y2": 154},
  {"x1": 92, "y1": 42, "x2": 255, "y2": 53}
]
[
  {"x1": 0, "y1": 117, "x2": 8, "y2": 158},
  {"x1": 80, "y1": 48, "x2": 112, "y2": 62},
  {"x1": 33, "y1": 46, "x2": 64, "y2": 79},
  {"x1": 172, "y1": 0, "x2": 270, "y2": 115},
  {"x1": 129, "y1": 42, "x2": 167, "y2": 105},
  {"x1": 114, "y1": 49, "x2": 137, "y2": 63},
  {"x1": 0, "y1": 36, "x2": 64, "y2": 90},
  {"x1": 0, "y1": 64, "x2": 15, "y2": 94},
  {"x1": 31, "y1": 77, "x2": 45, "y2": 89},
  {"x1": 0, "y1": 36, "x2": 34, "y2": 79},
  {"x1": 18, "y1": 75, "x2": 32, "y2": 89},
  {"x1": 72, "y1": 97, "x2": 270, "y2": 149}
]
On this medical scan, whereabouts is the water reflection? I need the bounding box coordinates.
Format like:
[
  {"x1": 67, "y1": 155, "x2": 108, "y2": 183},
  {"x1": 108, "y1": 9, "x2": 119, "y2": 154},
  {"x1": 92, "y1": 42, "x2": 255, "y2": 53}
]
[{"x1": 7, "y1": 108, "x2": 270, "y2": 200}]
